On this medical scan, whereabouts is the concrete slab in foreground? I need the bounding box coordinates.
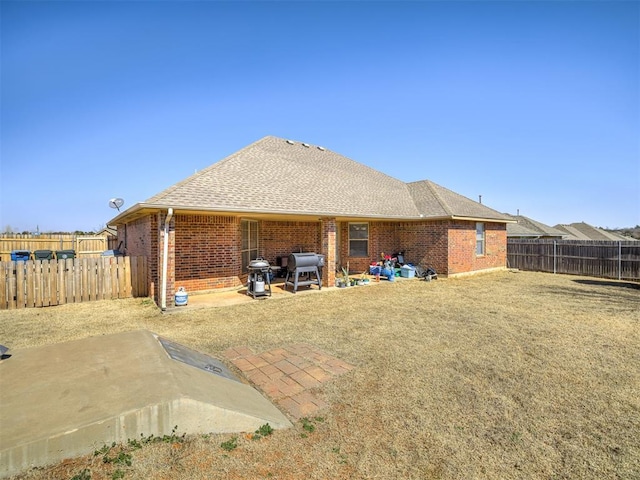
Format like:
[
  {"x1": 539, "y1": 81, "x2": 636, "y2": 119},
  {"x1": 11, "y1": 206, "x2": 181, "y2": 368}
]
[{"x1": 0, "y1": 330, "x2": 291, "y2": 478}]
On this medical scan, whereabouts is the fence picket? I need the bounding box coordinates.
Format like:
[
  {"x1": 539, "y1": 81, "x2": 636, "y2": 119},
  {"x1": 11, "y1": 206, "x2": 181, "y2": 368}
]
[
  {"x1": 25, "y1": 261, "x2": 34, "y2": 308},
  {"x1": 103, "y1": 258, "x2": 112, "y2": 300},
  {"x1": 96, "y1": 258, "x2": 104, "y2": 301},
  {"x1": 66, "y1": 259, "x2": 75, "y2": 304},
  {"x1": 58, "y1": 259, "x2": 67, "y2": 305},
  {"x1": 0, "y1": 262, "x2": 6, "y2": 309},
  {"x1": 49, "y1": 260, "x2": 58, "y2": 306},
  {"x1": 110, "y1": 258, "x2": 119, "y2": 300},
  {"x1": 42, "y1": 260, "x2": 51, "y2": 307},
  {"x1": 7, "y1": 263, "x2": 16, "y2": 310},
  {"x1": 140, "y1": 257, "x2": 148, "y2": 296},
  {"x1": 81, "y1": 258, "x2": 89, "y2": 302},
  {"x1": 16, "y1": 264, "x2": 25, "y2": 309},
  {"x1": 35, "y1": 261, "x2": 44, "y2": 307},
  {"x1": 131, "y1": 257, "x2": 139, "y2": 297},
  {"x1": 119, "y1": 257, "x2": 130, "y2": 299},
  {"x1": 130, "y1": 256, "x2": 147, "y2": 297},
  {"x1": 87, "y1": 258, "x2": 96, "y2": 301}
]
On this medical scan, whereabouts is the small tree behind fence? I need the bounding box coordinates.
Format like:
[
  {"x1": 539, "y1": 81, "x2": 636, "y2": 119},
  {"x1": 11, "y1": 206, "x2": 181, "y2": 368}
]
[
  {"x1": 0, "y1": 256, "x2": 148, "y2": 310},
  {"x1": 507, "y1": 239, "x2": 640, "y2": 280}
]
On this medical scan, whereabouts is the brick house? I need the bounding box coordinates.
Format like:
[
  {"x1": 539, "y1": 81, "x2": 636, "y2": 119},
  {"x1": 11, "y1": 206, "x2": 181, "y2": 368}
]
[{"x1": 108, "y1": 136, "x2": 513, "y2": 308}]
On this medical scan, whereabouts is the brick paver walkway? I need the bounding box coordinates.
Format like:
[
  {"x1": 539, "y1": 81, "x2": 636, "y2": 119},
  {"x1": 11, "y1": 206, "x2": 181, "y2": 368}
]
[{"x1": 224, "y1": 343, "x2": 355, "y2": 419}]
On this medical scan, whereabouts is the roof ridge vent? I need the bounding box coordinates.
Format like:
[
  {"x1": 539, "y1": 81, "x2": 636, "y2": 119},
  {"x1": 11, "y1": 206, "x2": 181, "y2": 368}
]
[
  {"x1": 302, "y1": 143, "x2": 310, "y2": 148},
  {"x1": 286, "y1": 140, "x2": 295, "y2": 145},
  {"x1": 317, "y1": 146, "x2": 325, "y2": 151}
]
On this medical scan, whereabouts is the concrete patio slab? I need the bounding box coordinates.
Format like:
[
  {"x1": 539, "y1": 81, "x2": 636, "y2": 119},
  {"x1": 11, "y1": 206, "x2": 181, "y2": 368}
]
[
  {"x1": 170, "y1": 274, "x2": 403, "y2": 311},
  {"x1": 0, "y1": 330, "x2": 291, "y2": 478}
]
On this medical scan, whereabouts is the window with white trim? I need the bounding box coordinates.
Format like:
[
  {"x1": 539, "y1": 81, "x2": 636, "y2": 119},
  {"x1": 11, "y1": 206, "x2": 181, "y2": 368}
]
[
  {"x1": 241, "y1": 220, "x2": 258, "y2": 273},
  {"x1": 476, "y1": 222, "x2": 485, "y2": 256},
  {"x1": 348, "y1": 223, "x2": 369, "y2": 257}
]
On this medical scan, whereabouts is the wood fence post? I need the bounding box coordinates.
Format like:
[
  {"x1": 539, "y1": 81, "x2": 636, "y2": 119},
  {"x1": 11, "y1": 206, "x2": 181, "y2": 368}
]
[{"x1": 0, "y1": 262, "x2": 7, "y2": 309}]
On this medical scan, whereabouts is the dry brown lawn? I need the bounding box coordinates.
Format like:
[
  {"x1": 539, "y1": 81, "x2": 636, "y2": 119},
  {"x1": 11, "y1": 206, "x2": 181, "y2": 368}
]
[{"x1": 1, "y1": 270, "x2": 639, "y2": 480}]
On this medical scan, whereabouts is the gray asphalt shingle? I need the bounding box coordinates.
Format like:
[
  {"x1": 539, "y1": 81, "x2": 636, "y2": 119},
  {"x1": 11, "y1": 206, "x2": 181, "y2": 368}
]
[
  {"x1": 505, "y1": 214, "x2": 566, "y2": 238},
  {"x1": 142, "y1": 136, "x2": 511, "y2": 221}
]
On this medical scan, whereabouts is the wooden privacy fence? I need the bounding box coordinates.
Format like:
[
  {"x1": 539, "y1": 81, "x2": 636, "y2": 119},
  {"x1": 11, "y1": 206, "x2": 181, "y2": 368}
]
[
  {"x1": 0, "y1": 256, "x2": 148, "y2": 310},
  {"x1": 0, "y1": 233, "x2": 116, "y2": 261},
  {"x1": 507, "y1": 239, "x2": 640, "y2": 280}
]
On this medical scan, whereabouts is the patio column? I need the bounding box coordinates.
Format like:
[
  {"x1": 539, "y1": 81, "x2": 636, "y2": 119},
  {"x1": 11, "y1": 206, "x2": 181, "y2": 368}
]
[
  {"x1": 158, "y1": 211, "x2": 176, "y2": 309},
  {"x1": 320, "y1": 217, "x2": 336, "y2": 287}
]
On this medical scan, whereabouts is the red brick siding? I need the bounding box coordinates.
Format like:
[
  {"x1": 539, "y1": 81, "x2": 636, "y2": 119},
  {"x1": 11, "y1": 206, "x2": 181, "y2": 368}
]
[
  {"x1": 259, "y1": 221, "x2": 320, "y2": 266},
  {"x1": 341, "y1": 221, "x2": 449, "y2": 274},
  {"x1": 396, "y1": 221, "x2": 449, "y2": 274},
  {"x1": 174, "y1": 214, "x2": 242, "y2": 291},
  {"x1": 481, "y1": 222, "x2": 507, "y2": 269},
  {"x1": 447, "y1": 221, "x2": 506, "y2": 274},
  {"x1": 339, "y1": 220, "x2": 505, "y2": 276},
  {"x1": 122, "y1": 213, "x2": 507, "y2": 301},
  {"x1": 320, "y1": 218, "x2": 336, "y2": 287}
]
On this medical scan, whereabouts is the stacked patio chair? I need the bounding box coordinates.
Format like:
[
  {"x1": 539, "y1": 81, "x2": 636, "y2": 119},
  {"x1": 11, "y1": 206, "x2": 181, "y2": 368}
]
[{"x1": 414, "y1": 265, "x2": 438, "y2": 281}]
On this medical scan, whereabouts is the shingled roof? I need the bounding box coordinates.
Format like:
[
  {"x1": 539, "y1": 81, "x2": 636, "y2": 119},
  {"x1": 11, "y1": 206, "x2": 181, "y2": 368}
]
[
  {"x1": 111, "y1": 136, "x2": 511, "y2": 223},
  {"x1": 554, "y1": 222, "x2": 633, "y2": 241},
  {"x1": 504, "y1": 214, "x2": 566, "y2": 238}
]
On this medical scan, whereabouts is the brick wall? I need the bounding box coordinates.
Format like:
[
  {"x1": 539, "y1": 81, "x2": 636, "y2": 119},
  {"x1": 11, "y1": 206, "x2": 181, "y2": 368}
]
[
  {"x1": 320, "y1": 218, "x2": 336, "y2": 287},
  {"x1": 341, "y1": 221, "x2": 450, "y2": 275},
  {"x1": 396, "y1": 221, "x2": 449, "y2": 274},
  {"x1": 338, "y1": 220, "x2": 505, "y2": 276},
  {"x1": 447, "y1": 221, "x2": 506, "y2": 274},
  {"x1": 121, "y1": 213, "x2": 507, "y2": 302},
  {"x1": 482, "y1": 222, "x2": 507, "y2": 269},
  {"x1": 174, "y1": 214, "x2": 242, "y2": 291},
  {"x1": 260, "y1": 221, "x2": 320, "y2": 266}
]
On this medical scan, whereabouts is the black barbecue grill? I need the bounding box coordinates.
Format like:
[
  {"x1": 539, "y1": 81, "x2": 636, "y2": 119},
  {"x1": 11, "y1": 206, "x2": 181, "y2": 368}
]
[
  {"x1": 285, "y1": 252, "x2": 324, "y2": 293},
  {"x1": 247, "y1": 258, "x2": 272, "y2": 298}
]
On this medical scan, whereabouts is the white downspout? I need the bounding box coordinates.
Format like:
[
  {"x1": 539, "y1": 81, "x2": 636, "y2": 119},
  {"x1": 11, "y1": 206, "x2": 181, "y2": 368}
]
[{"x1": 161, "y1": 208, "x2": 174, "y2": 311}]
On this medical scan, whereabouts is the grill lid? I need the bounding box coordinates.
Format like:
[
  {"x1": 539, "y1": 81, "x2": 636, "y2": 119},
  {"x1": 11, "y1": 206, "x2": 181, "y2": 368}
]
[{"x1": 249, "y1": 259, "x2": 270, "y2": 269}]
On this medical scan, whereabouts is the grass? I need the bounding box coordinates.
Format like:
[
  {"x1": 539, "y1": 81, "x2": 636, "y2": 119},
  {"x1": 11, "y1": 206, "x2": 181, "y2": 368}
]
[{"x1": 1, "y1": 270, "x2": 639, "y2": 479}]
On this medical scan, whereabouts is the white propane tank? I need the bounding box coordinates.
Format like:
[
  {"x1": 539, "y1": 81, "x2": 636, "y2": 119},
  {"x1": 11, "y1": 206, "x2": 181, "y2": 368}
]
[
  {"x1": 175, "y1": 287, "x2": 188, "y2": 306},
  {"x1": 255, "y1": 276, "x2": 265, "y2": 293}
]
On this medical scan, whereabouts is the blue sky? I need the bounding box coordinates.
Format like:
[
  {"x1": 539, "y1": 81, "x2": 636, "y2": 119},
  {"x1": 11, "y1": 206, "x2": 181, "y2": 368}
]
[{"x1": 1, "y1": 0, "x2": 638, "y2": 232}]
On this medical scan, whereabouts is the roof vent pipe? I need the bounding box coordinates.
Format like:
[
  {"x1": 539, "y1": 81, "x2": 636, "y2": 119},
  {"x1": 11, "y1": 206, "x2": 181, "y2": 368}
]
[{"x1": 161, "y1": 208, "x2": 174, "y2": 311}]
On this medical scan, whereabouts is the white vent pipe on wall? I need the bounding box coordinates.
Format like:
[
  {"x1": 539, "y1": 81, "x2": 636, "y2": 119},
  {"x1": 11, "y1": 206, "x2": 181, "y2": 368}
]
[{"x1": 161, "y1": 208, "x2": 174, "y2": 311}]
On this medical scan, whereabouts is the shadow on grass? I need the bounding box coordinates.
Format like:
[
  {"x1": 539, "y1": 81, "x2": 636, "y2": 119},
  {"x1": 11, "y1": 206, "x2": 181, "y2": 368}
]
[{"x1": 572, "y1": 279, "x2": 640, "y2": 290}]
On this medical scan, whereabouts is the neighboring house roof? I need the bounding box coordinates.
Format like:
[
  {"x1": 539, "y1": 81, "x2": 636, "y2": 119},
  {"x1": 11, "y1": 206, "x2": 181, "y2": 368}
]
[
  {"x1": 504, "y1": 214, "x2": 566, "y2": 238},
  {"x1": 553, "y1": 222, "x2": 634, "y2": 241},
  {"x1": 110, "y1": 136, "x2": 512, "y2": 224},
  {"x1": 98, "y1": 226, "x2": 117, "y2": 237}
]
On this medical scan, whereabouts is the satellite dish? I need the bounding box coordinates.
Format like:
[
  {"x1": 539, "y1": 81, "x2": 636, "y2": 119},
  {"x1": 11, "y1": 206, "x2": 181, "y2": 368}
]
[{"x1": 109, "y1": 198, "x2": 125, "y2": 211}]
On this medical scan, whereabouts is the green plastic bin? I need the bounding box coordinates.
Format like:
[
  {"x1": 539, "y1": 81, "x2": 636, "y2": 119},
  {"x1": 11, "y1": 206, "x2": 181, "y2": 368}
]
[
  {"x1": 33, "y1": 250, "x2": 53, "y2": 260},
  {"x1": 56, "y1": 250, "x2": 76, "y2": 260}
]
